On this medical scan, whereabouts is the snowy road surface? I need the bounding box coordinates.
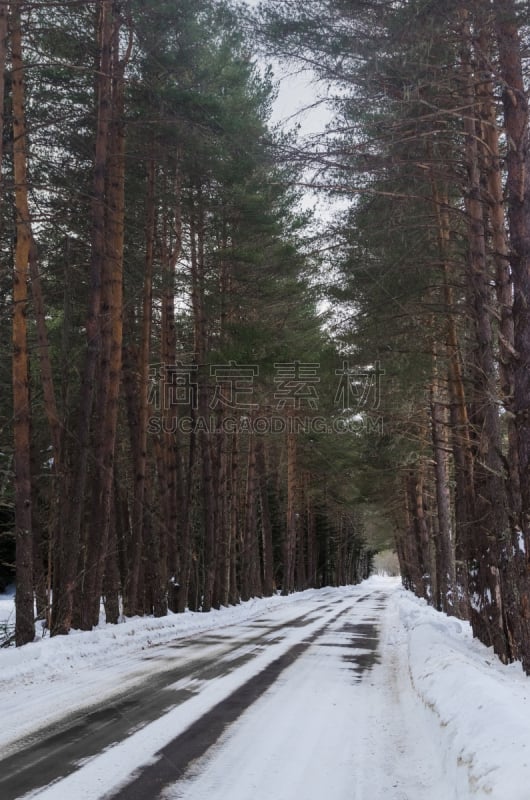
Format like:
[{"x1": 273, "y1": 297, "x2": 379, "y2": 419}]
[{"x1": 1, "y1": 577, "x2": 530, "y2": 799}]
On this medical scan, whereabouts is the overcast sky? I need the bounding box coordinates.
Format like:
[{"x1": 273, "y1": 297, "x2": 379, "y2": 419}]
[
  {"x1": 240, "y1": 0, "x2": 340, "y2": 228},
  {"x1": 242, "y1": 0, "x2": 332, "y2": 138}
]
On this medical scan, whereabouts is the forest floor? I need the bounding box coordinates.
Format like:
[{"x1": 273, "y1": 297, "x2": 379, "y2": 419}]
[{"x1": 0, "y1": 577, "x2": 529, "y2": 800}]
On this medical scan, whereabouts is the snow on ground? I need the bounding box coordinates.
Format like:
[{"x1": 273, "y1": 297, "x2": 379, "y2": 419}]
[
  {"x1": 397, "y1": 588, "x2": 530, "y2": 798},
  {"x1": 0, "y1": 582, "x2": 15, "y2": 629},
  {"x1": 0, "y1": 587, "x2": 288, "y2": 686},
  {"x1": 160, "y1": 578, "x2": 448, "y2": 800},
  {"x1": 1, "y1": 577, "x2": 530, "y2": 799},
  {"x1": 0, "y1": 585, "x2": 348, "y2": 753}
]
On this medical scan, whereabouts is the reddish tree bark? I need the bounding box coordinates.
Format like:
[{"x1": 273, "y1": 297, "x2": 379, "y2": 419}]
[
  {"x1": 80, "y1": 8, "x2": 129, "y2": 628},
  {"x1": 494, "y1": 0, "x2": 530, "y2": 670},
  {"x1": 11, "y1": 0, "x2": 34, "y2": 645},
  {"x1": 125, "y1": 158, "x2": 156, "y2": 616},
  {"x1": 52, "y1": 0, "x2": 113, "y2": 635}
]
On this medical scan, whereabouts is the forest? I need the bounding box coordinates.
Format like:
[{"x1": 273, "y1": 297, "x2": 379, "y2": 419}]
[{"x1": 2, "y1": 0, "x2": 530, "y2": 678}]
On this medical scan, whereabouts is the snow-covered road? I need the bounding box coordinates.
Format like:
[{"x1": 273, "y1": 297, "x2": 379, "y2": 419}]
[
  {"x1": 1, "y1": 577, "x2": 530, "y2": 799},
  {"x1": 158, "y1": 585, "x2": 447, "y2": 800}
]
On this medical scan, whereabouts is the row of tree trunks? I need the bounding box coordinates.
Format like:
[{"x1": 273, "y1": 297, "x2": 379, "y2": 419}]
[
  {"x1": 4, "y1": 0, "x2": 377, "y2": 648},
  {"x1": 459, "y1": 9, "x2": 511, "y2": 661},
  {"x1": 400, "y1": 2, "x2": 530, "y2": 669}
]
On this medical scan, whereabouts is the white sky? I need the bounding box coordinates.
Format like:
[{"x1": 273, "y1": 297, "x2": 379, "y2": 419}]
[
  {"x1": 243, "y1": 0, "x2": 332, "y2": 138},
  {"x1": 269, "y1": 65, "x2": 331, "y2": 137}
]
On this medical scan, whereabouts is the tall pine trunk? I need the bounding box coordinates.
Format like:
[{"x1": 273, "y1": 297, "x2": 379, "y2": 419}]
[
  {"x1": 80, "y1": 12, "x2": 128, "y2": 628},
  {"x1": 430, "y1": 177, "x2": 473, "y2": 617},
  {"x1": 52, "y1": 0, "x2": 112, "y2": 635},
  {"x1": 0, "y1": 1, "x2": 7, "y2": 177},
  {"x1": 125, "y1": 158, "x2": 156, "y2": 616},
  {"x1": 494, "y1": 0, "x2": 530, "y2": 670},
  {"x1": 190, "y1": 193, "x2": 217, "y2": 611},
  {"x1": 11, "y1": 0, "x2": 34, "y2": 645},
  {"x1": 459, "y1": 12, "x2": 510, "y2": 660}
]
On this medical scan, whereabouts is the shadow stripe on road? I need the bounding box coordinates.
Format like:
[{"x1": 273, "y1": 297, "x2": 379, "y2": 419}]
[
  {"x1": 106, "y1": 606, "x2": 353, "y2": 800},
  {"x1": 0, "y1": 606, "x2": 351, "y2": 800}
]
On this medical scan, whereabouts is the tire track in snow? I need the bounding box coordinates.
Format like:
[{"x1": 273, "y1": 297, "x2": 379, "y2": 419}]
[
  {"x1": 105, "y1": 605, "x2": 354, "y2": 800},
  {"x1": 0, "y1": 599, "x2": 361, "y2": 800}
]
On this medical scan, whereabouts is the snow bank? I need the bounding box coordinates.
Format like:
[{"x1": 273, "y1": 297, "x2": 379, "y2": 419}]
[{"x1": 397, "y1": 588, "x2": 530, "y2": 799}]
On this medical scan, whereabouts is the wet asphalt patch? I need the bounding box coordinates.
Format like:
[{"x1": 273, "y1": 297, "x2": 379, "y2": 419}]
[{"x1": 339, "y1": 620, "x2": 381, "y2": 681}]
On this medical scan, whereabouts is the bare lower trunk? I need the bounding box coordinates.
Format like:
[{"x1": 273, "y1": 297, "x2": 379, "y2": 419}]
[
  {"x1": 103, "y1": 492, "x2": 120, "y2": 625},
  {"x1": 284, "y1": 428, "x2": 297, "y2": 594},
  {"x1": 242, "y1": 432, "x2": 260, "y2": 600},
  {"x1": 256, "y1": 438, "x2": 274, "y2": 596},
  {"x1": 430, "y1": 369, "x2": 456, "y2": 613}
]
